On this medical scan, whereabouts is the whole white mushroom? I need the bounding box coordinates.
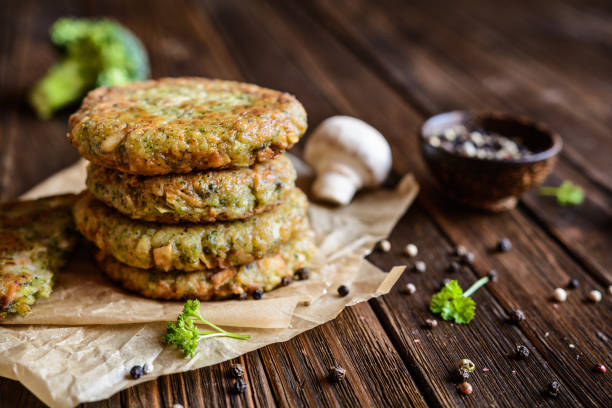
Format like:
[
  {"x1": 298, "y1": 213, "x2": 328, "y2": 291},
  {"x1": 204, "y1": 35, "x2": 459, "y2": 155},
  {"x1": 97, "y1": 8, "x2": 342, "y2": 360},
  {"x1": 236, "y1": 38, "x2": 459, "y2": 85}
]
[{"x1": 304, "y1": 116, "x2": 392, "y2": 205}]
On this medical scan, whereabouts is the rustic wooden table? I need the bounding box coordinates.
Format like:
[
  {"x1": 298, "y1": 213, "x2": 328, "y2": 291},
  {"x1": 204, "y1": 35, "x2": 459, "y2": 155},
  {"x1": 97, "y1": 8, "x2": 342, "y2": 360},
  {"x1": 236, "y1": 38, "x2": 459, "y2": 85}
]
[{"x1": 1, "y1": 0, "x2": 611, "y2": 406}]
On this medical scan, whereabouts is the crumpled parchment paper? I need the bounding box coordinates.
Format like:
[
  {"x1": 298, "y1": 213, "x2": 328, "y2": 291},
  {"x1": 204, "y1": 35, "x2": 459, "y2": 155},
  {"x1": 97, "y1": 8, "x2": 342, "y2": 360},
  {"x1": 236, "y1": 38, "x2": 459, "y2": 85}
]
[{"x1": 0, "y1": 155, "x2": 418, "y2": 408}]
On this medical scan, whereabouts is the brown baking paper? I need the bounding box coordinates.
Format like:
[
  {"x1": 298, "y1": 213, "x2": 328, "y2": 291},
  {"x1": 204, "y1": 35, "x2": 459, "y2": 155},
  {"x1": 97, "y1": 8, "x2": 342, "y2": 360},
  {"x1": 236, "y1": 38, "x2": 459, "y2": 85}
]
[{"x1": 0, "y1": 155, "x2": 418, "y2": 408}]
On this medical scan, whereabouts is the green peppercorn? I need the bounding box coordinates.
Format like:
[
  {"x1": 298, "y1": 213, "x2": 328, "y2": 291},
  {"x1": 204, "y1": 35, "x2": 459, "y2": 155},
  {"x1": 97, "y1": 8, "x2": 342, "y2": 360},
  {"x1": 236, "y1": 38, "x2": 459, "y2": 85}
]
[{"x1": 459, "y1": 359, "x2": 475, "y2": 372}]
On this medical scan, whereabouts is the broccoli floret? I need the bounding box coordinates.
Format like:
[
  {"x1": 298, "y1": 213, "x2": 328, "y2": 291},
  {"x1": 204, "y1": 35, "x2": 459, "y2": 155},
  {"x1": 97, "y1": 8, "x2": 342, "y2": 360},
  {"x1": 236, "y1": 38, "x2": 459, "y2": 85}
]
[{"x1": 29, "y1": 18, "x2": 150, "y2": 119}]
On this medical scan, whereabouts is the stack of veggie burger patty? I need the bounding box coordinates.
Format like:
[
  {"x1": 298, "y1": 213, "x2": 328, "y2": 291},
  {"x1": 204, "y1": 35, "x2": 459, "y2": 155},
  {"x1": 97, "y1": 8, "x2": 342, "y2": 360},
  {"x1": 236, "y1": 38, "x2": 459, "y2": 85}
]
[{"x1": 70, "y1": 77, "x2": 315, "y2": 300}]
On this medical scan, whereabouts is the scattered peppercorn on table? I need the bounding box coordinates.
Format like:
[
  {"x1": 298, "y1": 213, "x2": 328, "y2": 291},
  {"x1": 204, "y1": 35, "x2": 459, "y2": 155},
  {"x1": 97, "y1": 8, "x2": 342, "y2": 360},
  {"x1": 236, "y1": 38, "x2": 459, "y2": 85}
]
[{"x1": 1, "y1": 0, "x2": 611, "y2": 407}]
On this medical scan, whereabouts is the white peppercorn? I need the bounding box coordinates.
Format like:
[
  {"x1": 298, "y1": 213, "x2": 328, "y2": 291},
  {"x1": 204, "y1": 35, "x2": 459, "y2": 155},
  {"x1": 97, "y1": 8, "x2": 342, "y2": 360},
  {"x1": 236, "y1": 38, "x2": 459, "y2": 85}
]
[
  {"x1": 413, "y1": 261, "x2": 426, "y2": 273},
  {"x1": 588, "y1": 290, "x2": 602, "y2": 303},
  {"x1": 553, "y1": 288, "x2": 567, "y2": 302},
  {"x1": 404, "y1": 243, "x2": 418, "y2": 257},
  {"x1": 403, "y1": 283, "x2": 416, "y2": 295},
  {"x1": 377, "y1": 239, "x2": 391, "y2": 252}
]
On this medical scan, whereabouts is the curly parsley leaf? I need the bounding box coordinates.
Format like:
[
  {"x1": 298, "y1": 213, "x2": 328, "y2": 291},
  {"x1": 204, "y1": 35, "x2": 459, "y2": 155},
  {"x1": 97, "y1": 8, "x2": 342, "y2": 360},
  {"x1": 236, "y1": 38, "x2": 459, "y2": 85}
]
[
  {"x1": 430, "y1": 277, "x2": 488, "y2": 324},
  {"x1": 164, "y1": 299, "x2": 250, "y2": 358}
]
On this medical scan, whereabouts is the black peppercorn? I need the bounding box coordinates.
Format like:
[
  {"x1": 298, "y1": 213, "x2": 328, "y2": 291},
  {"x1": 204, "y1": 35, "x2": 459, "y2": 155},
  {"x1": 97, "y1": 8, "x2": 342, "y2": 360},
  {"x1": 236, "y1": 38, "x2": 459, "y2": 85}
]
[
  {"x1": 328, "y1": 365, "x2": 346, "y2": 382},
  {"x1": 294, "y1": 267, "x2": 310, "y2": 281},
  {"x1": 567, "y1": 278, "x2": 579, "y2": 289},
  {"x1": 337, "y1": 285, "x2": 350, "y2": 297},
  {"x1": 281, "y1": 276, "x2": 292, "y2": 286},
  {"x1": 487, "y1": 270, "x2": 498, "y2": 282},
  {"x1": 229, "y1": 363, "x2": 245, "y2": 378},
  {"x1": 231, "y1": 379, "x2": 247, "y2": 394},
  {"x1": 510, "y1": 309, "x2": 525, "y2": 324},
  {"x1": 460, "y1": 252, "x2": 475, "y2": 265},
  {"x1": 252, "y1": 289, "x2": 263, "y2": 300},
  {"x1": 516, "y1": 345, "x2": 530, "y2": 359},
  {"x1": 547, "y1": 381, "x2": 561, "y2": 397},
  {"x1": 497, "y1": 238, "x2": 512, "y2": 252},
  {"x1": 236, "y1": 292, "x2": 248, "y2": 300},
  {"x1": 455, "y1": 367, "x2": 470, "y2": 382},
  {"x1": 130, "y1": 365, "x2": 143, "y2": 379},
  {"x1": 447, "y1": 261, "x2": 461, "y2": 274}
]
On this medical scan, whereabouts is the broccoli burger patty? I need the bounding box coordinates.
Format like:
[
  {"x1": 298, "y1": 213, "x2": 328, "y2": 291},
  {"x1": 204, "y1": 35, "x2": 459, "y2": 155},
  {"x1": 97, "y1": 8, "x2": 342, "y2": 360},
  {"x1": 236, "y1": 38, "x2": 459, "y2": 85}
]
[
  {"x1": 98, "y1": 232, "x2": 315, "y2": 300},
  {"x1": 68, "y1": 77, "x2": 307, "y2": 175},
  {"x1": 87, "y1": 155, "x2": 296, "y2": 223},
  {"x1": 74, "y1": 188, "x2": 309, "y2": 272},
  {"x1": 1, "y1": 194, "x2": 78, "y2": 319}
]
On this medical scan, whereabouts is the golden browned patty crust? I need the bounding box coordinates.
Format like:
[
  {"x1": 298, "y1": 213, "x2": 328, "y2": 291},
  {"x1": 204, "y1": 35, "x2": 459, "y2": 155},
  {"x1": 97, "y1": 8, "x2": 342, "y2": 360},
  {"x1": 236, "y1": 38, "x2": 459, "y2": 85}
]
[
  {"x1": 1, "y1": 194, "x2": 78, "y2": 319},
  {"x1": 68, "y1": 77, "x2": 307, "y2": 175},
  {"x1": 98, "y1": 232, "x2": 315, "y2": 300},
  {"x1": 86, "y1": 155, "x2": 297, "y2": 223},
  {"x1": 74, "y1": 188, "x2": 309, "y2": 272}
]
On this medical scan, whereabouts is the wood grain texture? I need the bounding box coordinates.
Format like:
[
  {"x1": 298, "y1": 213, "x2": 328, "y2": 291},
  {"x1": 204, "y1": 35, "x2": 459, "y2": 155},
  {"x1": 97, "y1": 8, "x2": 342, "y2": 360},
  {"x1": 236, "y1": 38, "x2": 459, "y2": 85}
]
[
  {"x1": 0, "y1": 0, "x2": 610, "y2": 407},
  {"x1": 226, "y1": 1, "x2": 610, "y2": 406},
  {"x1": 301, "y1": 0, "x2": 612, "y2": 283}
]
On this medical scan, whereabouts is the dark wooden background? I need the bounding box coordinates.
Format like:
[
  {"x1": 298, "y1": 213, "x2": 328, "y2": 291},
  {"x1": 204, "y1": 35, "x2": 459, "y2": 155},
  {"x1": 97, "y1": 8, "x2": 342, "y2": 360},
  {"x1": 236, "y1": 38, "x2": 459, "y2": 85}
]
[{"x1": 1, "y1": 0, "x2": 611, "y2": 407}]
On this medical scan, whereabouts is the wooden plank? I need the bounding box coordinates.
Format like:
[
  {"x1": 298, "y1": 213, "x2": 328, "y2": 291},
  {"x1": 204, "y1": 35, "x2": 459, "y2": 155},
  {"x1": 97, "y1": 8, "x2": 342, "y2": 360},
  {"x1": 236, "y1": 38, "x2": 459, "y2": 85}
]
[
  {"x1": 299, "y1": 0, "x2": 612, "y2": 285},
  {"x1": 370, "y1": 202, "x2": 587, "y2": 407},
  {"x1": 259, "y1": 304, "x2": 428, "y2": 407},
  {"x1": 199, "y1": 0, "x2": 609, "y2": 406},
  {"x1": 241, "y1": 0, "x2": 609, "y2": 404},
  {"x1": 0, "y1": 378, "x2": 48, "y2": 408}
]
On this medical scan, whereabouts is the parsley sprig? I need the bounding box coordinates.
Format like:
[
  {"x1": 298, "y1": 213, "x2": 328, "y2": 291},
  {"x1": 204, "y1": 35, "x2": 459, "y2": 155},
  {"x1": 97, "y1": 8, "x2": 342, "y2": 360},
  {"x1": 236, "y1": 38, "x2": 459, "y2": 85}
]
[
  {"x1": 430, "y1": 277, "x2": 489, "y2": 324},
  {"x1": 539, "y1": 180, "x2": 584, "y2": 206},
  {"x1": 164, "y1": 300, "x2": 250, "y2": 358}
]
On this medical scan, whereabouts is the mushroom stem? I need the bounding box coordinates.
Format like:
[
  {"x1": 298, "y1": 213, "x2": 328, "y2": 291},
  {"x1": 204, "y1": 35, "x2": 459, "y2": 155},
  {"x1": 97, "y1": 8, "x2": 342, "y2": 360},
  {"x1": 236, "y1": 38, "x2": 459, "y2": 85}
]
[{"x1": 312, "y1": 162, "x2": 363, "y2": 205}]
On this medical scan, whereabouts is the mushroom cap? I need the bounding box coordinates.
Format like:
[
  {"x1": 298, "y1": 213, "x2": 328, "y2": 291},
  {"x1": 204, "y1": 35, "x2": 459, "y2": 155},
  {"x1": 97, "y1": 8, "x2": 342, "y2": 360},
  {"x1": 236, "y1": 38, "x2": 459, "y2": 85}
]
[{"x1": 304, "y1": 116, "x2": 392, "y2": 185}]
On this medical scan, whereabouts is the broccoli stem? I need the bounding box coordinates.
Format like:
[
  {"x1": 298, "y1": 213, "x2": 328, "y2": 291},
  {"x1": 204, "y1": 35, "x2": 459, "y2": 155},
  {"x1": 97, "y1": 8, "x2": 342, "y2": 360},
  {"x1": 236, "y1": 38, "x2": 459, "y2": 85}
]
[{"x1": 29, "y1": 58, "x2": 94, "y2": 119}]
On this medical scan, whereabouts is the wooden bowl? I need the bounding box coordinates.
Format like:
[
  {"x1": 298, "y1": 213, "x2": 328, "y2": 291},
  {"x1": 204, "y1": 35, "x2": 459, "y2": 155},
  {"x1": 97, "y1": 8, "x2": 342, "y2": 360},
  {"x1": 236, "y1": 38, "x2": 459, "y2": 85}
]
[{"x1": 420, "y1": 111, "x2": 562, "y2": 211}]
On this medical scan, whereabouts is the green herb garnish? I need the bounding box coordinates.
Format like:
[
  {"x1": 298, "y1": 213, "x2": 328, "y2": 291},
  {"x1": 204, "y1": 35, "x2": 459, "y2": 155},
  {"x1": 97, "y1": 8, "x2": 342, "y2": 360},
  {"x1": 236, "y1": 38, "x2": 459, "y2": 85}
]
[
  {"x1": 430, "y1": 277, "x2": 489, "y2": 324},
  {"x1": 539, "y1": 180, "x2": 584, "y2": 206},
  {"x1": 164, "y1": 300, "x2": 250, "y2": 358}
]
